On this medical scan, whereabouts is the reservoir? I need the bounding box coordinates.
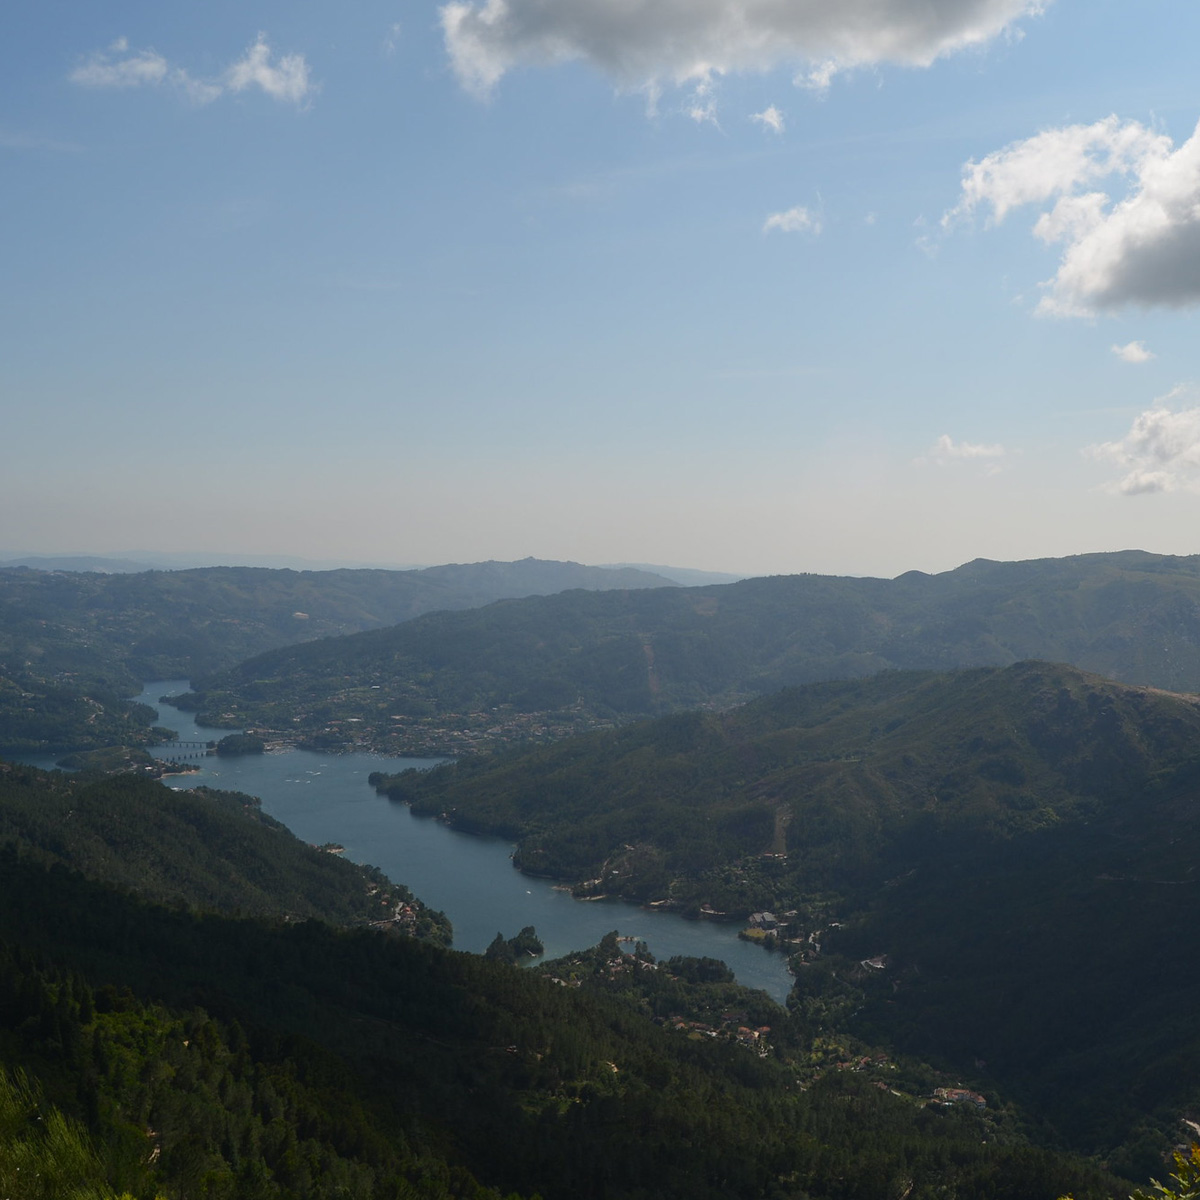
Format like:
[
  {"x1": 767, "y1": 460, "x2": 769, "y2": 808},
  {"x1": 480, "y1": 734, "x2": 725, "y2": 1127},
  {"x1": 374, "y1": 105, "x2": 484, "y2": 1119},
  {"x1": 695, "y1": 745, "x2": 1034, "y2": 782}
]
[{"x1": 138, "y1": 682, "x2": 795, "y2": 1003}]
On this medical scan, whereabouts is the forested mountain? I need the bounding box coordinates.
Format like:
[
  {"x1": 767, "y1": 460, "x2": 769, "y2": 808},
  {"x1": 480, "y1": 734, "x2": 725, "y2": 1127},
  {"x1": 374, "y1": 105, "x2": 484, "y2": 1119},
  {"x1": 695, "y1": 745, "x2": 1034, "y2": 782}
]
[
  {"x1": 7, "y1": 553, "x2": 1200, "y2": 1194},
  {"x1": 0, "y1": 558, "x2": 672, "y2": 753},
  {"x1": 373, "y1": 661, "x2": 1200, "y2": 1175},
  {"x1": 0, "y1": 837, "x2": 1127, "y2": 1200},
  {"x1": 186, "y1": 549, "x2": 1200, "y2": 754},
  {"x1": 376, "y1": 661, "x2": 1200, "y2": 901},
  {"x1": 0, "y1": 760, "x2": 449, "y2": 939},
  {"x1": 0, "y1": 758, "x2": 1128, "y2": 1199}
]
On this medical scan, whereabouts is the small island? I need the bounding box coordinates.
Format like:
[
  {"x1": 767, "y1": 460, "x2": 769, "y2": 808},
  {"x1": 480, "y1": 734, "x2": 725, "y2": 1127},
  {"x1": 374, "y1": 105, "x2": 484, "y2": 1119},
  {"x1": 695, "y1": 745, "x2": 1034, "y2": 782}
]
[{"x1": 215, "y1": 733, "x2": 266, "y2": 757}]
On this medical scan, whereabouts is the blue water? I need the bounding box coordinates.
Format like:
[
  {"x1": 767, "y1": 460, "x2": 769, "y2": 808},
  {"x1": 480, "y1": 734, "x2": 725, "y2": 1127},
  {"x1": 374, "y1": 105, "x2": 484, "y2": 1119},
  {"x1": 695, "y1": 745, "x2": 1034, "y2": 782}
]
[{"x1": 39, "y1": 682, "x2": 797, "y2": 1003}]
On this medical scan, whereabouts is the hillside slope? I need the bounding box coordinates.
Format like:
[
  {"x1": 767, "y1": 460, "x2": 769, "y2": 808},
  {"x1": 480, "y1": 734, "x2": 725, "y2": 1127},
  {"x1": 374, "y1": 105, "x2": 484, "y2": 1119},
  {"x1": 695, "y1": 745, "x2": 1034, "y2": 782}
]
[
  {"x1": 188, "y1": 549, "x2": 1200, "y2": 752},
  {"x1": 0, "y1": 847, "x2": 1126, "y2": 1200},
  {"x1": 0, "y1": 759, "x2": 449, "y2": 939},
  {"x1": 375, "y1": 661, "x2": 1200, "y2": 1171},
  {"x1": 0, "y1": 557, "x2": 672, "y2": 752},
  {"x1": 375, "y1": 661, "x2": 1200, "y2": 901}
]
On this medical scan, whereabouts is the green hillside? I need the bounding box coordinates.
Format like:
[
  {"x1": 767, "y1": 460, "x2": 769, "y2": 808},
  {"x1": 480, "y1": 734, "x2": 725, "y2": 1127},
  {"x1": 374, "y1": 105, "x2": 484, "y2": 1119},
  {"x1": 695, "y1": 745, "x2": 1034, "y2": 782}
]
[
  {"x1": 373, "y1": 660, "x2": 1200, "y2": 903},
  {"x1": 183, "y1": 550, "x2": 1200, "y2": 754},
  {"x1": 0, "y1": 558, "x2": 671, "y2": 753},
  {"x1": 374, "y1": 662, "x2": 1200, "y2": 1169},
  {"x1": 0, "y1": 760, "x2": 449, "y2": 940},
  {"x1": 0, "y1": 726, "x2": 1167, "y2": 1199},
  {"x1": 0, "y1": 846, "x2": 1126, "y2": 1200}
]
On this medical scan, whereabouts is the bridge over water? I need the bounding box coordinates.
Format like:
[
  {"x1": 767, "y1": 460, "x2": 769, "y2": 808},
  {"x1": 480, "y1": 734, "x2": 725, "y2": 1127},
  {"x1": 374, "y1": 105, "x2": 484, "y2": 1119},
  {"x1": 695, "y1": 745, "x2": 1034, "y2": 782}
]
[{"x1": 157, "y1": 739, "x2": 214, "y2": 762}]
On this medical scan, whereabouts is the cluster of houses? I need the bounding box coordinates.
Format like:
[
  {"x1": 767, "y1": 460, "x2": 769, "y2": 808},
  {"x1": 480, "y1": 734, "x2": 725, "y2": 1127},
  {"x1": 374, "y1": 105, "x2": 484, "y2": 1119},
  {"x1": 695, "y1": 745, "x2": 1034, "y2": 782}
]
[
  {"x1": 740, "y1": 910, "x2": 809, "y2": 951},
  {"x1": 747, "y1": 911, "x2": 780, "y2": 929},
  {"x1": 835, "y1": 1053, "x2": 891, "y2": 1072},
  {"x1": 829, "y1": 1060, "x2": 987, "y2": 1111},
  {"x1": 367, "y1": 899, "x2": 424, "y2": 936},
  {"x1": 289, "y1": 695, "x2": 616, "y2": 757},
  {"x1": 932, "y1": 1087, "x2": 987, "y2": 1109},
  {"x1": 666, "y1": 1013, "x2": 773, "y2": 1056}
]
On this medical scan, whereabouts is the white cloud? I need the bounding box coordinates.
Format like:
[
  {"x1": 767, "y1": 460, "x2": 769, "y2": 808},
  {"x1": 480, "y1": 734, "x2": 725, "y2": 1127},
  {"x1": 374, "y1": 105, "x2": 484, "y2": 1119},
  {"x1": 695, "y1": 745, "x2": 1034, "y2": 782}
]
[
  {"x1": 1111, "y1": 340, "x2": 1154, "y2": 364},
  {"x1": 763, "y1": 205, "x2": 820, "y2": 235},
  {"x1": 175, "y1": 74, "x2": 225, "y2": 106},
  {"x1": 384, "y1": 23, "x2": 403, "y2": 56},
  {"x1": 751, "y1": 105, "x2": 784, "y2": 134},
  {"x1": 797, "y1": 60, "x2": 839, "y2": 94},
  {"x1": 1088, "y1": 395, "x2": 1200, "y2": 494},
  {"x1": 922, "y1": 434, "x2": 1007, "y2": 468},
  {"x1": 69, "y1": 34, "x2": 313, "y2": 107},
  {"x1": 440, "y1": 0, "x2": 1048, "y2": 97},
  {"x1": 685, "y1": 78, "x2": 720, "y2": 126},
  {"x1": 948, "y1": 116, "x2": 1166, "y2": 226},
  {"x1": 70, "y1": 38, "x2": 169, "y2": 88},
  {"x1": 948, "y1": 114, "x2": 1200, "y2": 314},
  {"x1": 225, "y1": 35, "x2": 312, "y2": 104}
]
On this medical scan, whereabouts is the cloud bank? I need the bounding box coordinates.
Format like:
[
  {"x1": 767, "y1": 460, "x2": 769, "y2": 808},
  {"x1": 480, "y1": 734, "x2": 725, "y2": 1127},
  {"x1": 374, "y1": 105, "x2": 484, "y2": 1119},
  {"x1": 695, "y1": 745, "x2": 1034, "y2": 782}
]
[
  {"x1": 70, "y1": 35, "x2": 313, "y2": 107},
  {"x1": 949, "y1": 115, "x2": 1200, "y2": 314},
  {"x1": 440, "y1": 0, "x2": 1047, "y2": 96},
  {"x1": 1089, "y1": 396, "x2": 1200, "y2": 494}
]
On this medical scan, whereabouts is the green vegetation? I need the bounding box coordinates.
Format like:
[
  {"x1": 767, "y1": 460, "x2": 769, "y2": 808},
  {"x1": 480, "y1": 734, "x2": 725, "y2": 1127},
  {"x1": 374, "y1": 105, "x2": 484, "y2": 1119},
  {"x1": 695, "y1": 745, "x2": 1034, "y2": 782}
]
[
  {"x1": 0, "y1": 559, "x2": 671, "y2": 753},
  {"x1": 1062, "y1": 1147, "x2": 1200, "y2": 1200},
  {"x1": 215, "y1": 733, "x2": 266, "y2": 756},
  {"x1": 0, "y1": 1069, "x2": 144, "y2": 1200},
  {"x1": 0, "y1": 904, "x2": 519, "y2": 1200},
  {"x1": 0, "y1": 761, "x2": 449, "y2": 940},
  {"x1": 0, "y1": 842, "x2": 1128, "y2": 1200},
  {"x1": 7, "y1": 554, "x2": 1200, "y2": 1194},
  {"x1": 1131, "y1": 1146, "x2": 1200, "y2": 1200},
  {"x1": 484, "y1": 926, "x2": 544, "y2": 963},
  {"x1": 184, "y1": 550, "x2": 1200, "y2": 753},
  {"x1": 374, "y1": 661, "x2": 1200, "y2": 904},
  {"x1": 0, "y1": 669, "x2": 178, "y2": 757},
  {"x1": 56, "y1": 745, "x2": 164, "y2": 772},
  {"x1": 374, "y1": 662, "x2": 1200, "y2": 1169},
  {"x1": 538, "y1": 934, "x2": 784, "y2": 1044}
]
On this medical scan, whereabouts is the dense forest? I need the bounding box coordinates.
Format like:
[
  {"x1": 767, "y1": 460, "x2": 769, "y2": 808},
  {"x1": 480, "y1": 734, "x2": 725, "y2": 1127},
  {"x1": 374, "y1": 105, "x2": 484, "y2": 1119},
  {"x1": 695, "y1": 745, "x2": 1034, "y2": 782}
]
[
  {"x1": 184, "y1": 550, "x2": 1200, "y2": 754},
  {"x1": 374, "y1": 662, "x2": 1200, "y2": 1174},
  {"x1": 0, "y1": 819, "x2": 1131, "y2": 1200},
  {"x1": 371, "y1": 661, "x2": 1200, "y2": 902},
  {"x1": 0, "y1": 761, "x2": 450, "y2": 940}
]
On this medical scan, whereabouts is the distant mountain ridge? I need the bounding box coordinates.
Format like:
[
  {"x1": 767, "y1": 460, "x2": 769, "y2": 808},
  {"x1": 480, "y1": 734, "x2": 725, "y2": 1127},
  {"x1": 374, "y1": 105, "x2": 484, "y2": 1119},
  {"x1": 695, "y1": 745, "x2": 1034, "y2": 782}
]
[
  {"x1": 0, "y1": 557, "x2": 673, "y2": 752},
  {"x1": 185, "y1": 548, "x2": 1200, "y2": 753},
  {"x1": 0, "y1": 554, "x2": 158, "y2": 573},
  {"x1": 1, "y1": 551, "x2": 739, "y2": 580},
  {"x1": 599, "y1": 562, "x2": 746, "y2": 586}
]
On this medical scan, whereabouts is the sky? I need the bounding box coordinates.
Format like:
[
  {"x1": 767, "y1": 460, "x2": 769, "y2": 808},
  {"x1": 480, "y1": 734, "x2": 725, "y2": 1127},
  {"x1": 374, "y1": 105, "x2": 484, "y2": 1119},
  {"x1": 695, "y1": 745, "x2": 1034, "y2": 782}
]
[{"x1": 4, "y1": 0, "x2": 1200, "y2": 578}]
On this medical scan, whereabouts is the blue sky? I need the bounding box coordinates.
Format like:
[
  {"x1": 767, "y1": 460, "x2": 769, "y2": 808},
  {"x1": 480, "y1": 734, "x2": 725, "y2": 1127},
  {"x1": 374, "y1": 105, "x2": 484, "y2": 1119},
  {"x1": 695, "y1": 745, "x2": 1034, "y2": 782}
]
[{"x1": 4, "y1": 0, "x2": 1200, "y2": 576}]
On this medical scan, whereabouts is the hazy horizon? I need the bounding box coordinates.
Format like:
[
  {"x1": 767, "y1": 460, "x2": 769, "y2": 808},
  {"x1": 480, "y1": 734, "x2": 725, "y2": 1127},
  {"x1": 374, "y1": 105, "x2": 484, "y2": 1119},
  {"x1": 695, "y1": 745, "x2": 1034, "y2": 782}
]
[
  {"x1": 1, "y1": 543, "x2": 1191, "y2": 584},
  {"x1": 5, "y1": 2, "x2": 1200, "y2": 577}
]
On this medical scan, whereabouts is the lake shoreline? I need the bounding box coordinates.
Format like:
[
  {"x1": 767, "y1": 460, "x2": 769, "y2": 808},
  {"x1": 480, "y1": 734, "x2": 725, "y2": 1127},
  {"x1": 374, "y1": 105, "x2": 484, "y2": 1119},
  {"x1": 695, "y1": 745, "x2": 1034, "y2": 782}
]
[{"x1": 20, "y1": 680, "x2": 797, "y2": 1004}]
